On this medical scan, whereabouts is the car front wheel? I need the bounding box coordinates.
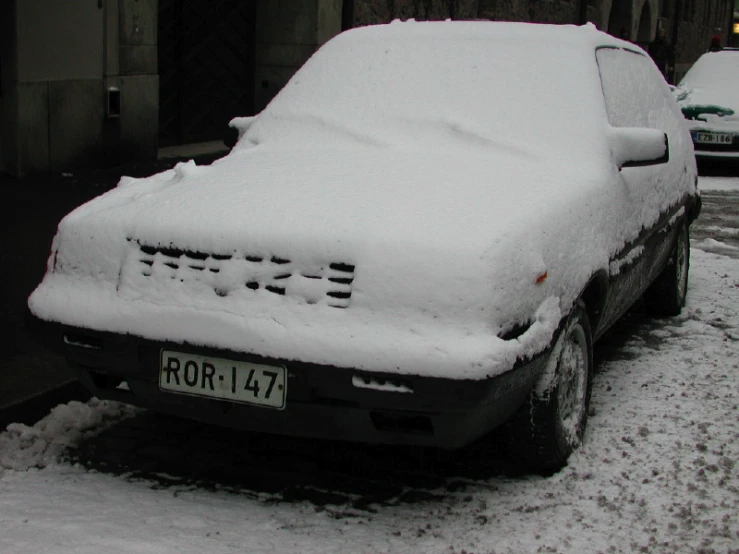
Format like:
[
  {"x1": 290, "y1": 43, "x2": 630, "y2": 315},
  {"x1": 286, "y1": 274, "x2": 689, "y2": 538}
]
[{"x1": 505, "y1": 300, "x2": 593, "y2": 474}]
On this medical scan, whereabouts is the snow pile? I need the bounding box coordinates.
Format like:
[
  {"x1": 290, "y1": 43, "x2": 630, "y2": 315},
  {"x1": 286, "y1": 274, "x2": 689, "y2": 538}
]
[
  {"x1": 0, "y1": 400, "x2": 136, "y2": 472},
  {"x1": 696, "y1": 237, "x2": 739, "y2": 256},
  {"x1": 700, "y1": 176, "x2": 739, "y2": 191}
]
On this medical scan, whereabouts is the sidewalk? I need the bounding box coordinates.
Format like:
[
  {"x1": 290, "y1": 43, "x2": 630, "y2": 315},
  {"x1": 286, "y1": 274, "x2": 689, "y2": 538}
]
[{"x1": 0, "y1": 145, "x2": 228, "y2": 429}]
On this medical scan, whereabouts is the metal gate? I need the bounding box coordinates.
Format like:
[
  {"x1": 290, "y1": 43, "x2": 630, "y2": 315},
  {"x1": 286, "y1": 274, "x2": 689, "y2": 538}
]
[{"x1": 158, "y1": 0, "x2": 256, "y2": 146}]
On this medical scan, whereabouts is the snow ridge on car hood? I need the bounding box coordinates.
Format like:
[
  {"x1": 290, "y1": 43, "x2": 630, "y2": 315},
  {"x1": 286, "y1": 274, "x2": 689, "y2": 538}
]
[{"x1": 90, "y1": 146, "x2": 564, "y2": 254}]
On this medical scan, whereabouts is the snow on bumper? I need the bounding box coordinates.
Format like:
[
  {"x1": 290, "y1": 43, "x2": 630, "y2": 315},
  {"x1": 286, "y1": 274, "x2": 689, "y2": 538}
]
[{"x1": 28, "y1": 272, "x2": 561, "y2": 381}]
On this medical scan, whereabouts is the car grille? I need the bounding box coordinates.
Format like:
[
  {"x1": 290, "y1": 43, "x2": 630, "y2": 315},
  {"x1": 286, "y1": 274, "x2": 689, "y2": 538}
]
[{"x1": 120, "y1": 239, "x2": 355, "y2": 308}]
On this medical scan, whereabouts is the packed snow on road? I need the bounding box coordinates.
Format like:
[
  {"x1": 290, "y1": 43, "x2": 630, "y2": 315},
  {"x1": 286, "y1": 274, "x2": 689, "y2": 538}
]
[{"x1": 1, "y1": 176, "x2": 738, "y2": 554}]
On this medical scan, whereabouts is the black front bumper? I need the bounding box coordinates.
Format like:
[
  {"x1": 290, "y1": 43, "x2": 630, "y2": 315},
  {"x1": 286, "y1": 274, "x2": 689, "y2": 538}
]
[{"x1": 27, "y1": 313, "x2": 550, "y2": 449}]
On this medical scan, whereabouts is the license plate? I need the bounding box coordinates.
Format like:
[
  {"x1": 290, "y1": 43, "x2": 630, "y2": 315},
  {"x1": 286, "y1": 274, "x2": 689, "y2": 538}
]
[
  {"x1": 694, "y1": 132, "x2": 733, "y2": 145},
  {"x1": 159, "y1": 350, "x2": 287, "y2": 409}
]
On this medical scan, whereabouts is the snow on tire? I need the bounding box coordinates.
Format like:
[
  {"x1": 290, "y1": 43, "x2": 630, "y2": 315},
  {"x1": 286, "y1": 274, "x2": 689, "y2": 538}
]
[{"x1": 505, "y1": 300, "x2": 593, "y2": 474}]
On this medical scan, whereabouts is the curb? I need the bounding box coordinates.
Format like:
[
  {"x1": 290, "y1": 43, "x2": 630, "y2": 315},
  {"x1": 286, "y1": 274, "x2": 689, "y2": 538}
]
[{"x1": 0, "y1": 380, "x2": 92, "y2": 431}]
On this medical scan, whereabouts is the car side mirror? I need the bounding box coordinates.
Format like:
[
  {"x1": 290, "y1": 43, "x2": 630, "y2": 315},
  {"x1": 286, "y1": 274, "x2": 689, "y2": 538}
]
[{"x1": 607, "y1": 127, "x2": 669, "y2": 169}]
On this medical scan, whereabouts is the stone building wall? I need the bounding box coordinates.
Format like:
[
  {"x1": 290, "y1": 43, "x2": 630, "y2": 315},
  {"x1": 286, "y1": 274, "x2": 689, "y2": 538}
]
[
  {"x1": 352, "y1": 0, "x2": 734, "y2": 84},
  {"x1": 478, "y1": 0, "x2": 580, "y2": 24},
  {"x1": 672, "y1": 0, "x2": 734, "y2": 80},
  {"x1": 355, "y1": 0, "x2": 592, "y2": 26},
  {"x1": 355, "y1": 0, "x2": 480, "y2": 25},
  {"x1": 1, "y1": 0, "x2": 158, "y2": 177}
]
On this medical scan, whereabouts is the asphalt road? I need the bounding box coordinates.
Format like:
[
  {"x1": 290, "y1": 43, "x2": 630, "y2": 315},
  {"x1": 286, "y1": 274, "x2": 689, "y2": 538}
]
[{"x1": 691, "y1": 188, "x2": 739, "y2": 258}]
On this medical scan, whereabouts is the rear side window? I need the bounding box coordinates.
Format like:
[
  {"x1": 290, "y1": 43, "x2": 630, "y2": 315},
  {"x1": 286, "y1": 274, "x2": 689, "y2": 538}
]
[{"x1": 596, "y1": 47, "x2": 673, "y2": 129}]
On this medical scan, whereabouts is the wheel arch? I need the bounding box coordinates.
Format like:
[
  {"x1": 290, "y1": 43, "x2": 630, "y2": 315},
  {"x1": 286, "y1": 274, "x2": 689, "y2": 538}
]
[
  {"x1": 686, "y1": 191, "x2": 702, "y2": 225},
  {"x1": 580, "y1": 270, "x2": 609, "y2": 338}
]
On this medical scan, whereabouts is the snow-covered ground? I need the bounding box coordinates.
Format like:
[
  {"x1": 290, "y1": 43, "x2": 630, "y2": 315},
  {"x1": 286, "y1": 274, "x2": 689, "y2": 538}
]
[
  {"x1": 700, "y1": 176, "x2": 739, "y2": 192},
  {"x1": 1, "y1": 177, "x2": 738, "y2": 554}
]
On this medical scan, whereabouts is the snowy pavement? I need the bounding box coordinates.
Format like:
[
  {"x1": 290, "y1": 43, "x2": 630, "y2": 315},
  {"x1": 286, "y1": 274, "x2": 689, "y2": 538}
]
[
  {"x1": 691, "y1": 177, "x2": 739, "y2": 259},
  {"x1": 1, "y1": 176, "x2": 738, "y2": 554}
]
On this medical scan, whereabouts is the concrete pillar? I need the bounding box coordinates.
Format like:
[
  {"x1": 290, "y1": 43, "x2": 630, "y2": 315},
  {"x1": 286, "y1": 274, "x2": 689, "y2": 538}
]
[
  {"x1": 3, "y1": 0, "x2": 105, "y2": 176},
  {"x1": 118, "y1": 0, "x2": 159, "y2": 163}
]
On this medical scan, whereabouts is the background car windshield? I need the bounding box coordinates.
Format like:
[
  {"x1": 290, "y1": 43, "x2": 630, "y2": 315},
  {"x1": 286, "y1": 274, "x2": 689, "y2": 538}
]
[
  {"x1": 679, "y1": 51, "x2": 739, "y2": 89},
  {"x1": 248, "y1": 25, "x2": 605, "y2": 160}
]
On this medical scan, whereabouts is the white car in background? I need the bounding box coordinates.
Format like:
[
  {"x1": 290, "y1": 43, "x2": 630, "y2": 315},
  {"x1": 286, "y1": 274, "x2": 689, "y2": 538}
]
[
  {"x1": 675, "y1": 48, "x2": 739, "y2": 164},
  {"x1": 28, "y1": 22, "x2": 700, "y2": 473}
]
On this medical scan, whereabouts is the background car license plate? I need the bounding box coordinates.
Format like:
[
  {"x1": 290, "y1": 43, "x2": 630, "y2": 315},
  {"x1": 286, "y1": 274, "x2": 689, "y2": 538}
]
[
  {"x1": 694, "y1": 132, "x2": 732, "y2": 144},
  {"x1": 160, "y1": 350, "x2": 286, "y2": 409}
]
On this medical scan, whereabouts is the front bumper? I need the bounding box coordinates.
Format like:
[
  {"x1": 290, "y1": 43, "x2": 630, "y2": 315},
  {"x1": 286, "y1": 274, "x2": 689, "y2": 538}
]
[{"x1": 27, "y1": 313, "x2": 551, "y2": 449}]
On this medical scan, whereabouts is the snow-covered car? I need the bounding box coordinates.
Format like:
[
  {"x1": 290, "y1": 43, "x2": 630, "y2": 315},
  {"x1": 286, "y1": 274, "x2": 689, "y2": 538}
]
[
  {"x1": 28, "y1": 22, "x2": 700, "y2": 473},
  {"x1": 675, "y1": 49, "x2": 739, "y2": 163}
]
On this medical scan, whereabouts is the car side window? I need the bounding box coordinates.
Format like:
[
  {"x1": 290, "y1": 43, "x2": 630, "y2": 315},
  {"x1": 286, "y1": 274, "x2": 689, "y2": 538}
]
[
  {"x1": 596, "y1": 45, "x2": 695, "y2": 175},
  {"x1": 596, "y1": 47, "x2": 672, "y2": 129}
]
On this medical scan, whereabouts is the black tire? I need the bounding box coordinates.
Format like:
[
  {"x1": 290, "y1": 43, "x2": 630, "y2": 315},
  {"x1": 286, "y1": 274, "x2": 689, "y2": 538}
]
[
  {"x1": 644, "y1": 222, "x2": 689, "y2": 317},
  {"x1": 505, "y1": 300, "x2": 593, "y2": 474}
]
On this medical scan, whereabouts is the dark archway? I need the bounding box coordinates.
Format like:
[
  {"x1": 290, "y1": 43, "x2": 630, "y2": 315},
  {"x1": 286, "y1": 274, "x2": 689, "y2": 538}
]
[
  {"x1": 635, "y1": 1, "x2": 654, "y2": 47},
  {"x1": 158, "y1": 0, "x2": 257, "y2": 146},
  {"x1": 608, "y1": 0, "x2": 634, "y2": 40}
]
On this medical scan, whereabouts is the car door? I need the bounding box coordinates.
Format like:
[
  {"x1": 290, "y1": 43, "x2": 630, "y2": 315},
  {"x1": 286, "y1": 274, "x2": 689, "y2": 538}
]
[{"x1": 594, "y1": 46, "x2": 694, "y2": 336}]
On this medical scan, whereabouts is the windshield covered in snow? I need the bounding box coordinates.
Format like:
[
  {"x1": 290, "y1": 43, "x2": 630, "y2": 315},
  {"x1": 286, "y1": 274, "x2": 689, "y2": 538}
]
[
  {"x1": 243, "y1": 23, "x2": 606, "y2": 160},
  {"x1": 676, "y1": 50, "x2": 739, "y2": 111},
  {"x1": 679, "y1": 51, "x2": 739, "y2": 90}
]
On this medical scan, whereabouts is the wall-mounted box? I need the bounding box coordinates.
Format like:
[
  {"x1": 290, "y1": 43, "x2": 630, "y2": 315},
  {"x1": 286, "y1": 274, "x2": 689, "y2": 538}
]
[{"x1": 107, "y1": 87, "x2": 121, "y2": 118}]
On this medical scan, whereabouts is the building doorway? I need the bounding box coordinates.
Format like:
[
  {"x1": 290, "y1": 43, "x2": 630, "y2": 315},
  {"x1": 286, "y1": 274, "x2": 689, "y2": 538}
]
[
  {"x1": 635, "y1": 1, "x2": 654, "y2": 48},
  {"x1": 608, "y1": 0, "x2": 634, "y2": 40},
  {"x1": 158, "y1": 0, "x2": 257, "y2": 146}
]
